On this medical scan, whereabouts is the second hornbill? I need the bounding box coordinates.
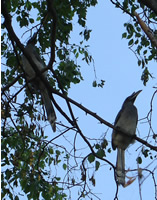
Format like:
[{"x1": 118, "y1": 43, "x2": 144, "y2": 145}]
[
  {"x1": 112, "y1": 90, "x2": 142, "y2": 187},
  {"x1": 22, "y1": 34, "x2": 56, "y2": 132}
]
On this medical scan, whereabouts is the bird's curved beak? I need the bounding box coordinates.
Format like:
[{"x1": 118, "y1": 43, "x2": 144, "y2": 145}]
[
  {"x1": 134, "y1": 90, "x2": 142, "y2": 97},
  {"x1": 131, "y1": 90, "x2": 142, "y2": 102}
]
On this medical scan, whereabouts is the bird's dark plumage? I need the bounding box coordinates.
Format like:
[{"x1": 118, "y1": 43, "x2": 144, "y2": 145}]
[
  {"x1": 22, "y1": 35, "x2": 56, "y2": 132},
  {"x1": 112, "y1": 90, "x2": 142, "y2": 186}
]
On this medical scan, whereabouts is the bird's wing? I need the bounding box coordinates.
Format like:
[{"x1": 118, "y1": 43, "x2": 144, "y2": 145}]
[
  {"x1": 32, "y1": 47, "x2": 44, "y2": 66},
  {"x1": 112, "y1": 107, "x2": 125, "y2": 150},
  {"x1": 22, "y1": 43, "x2": 56, "y2": 131},
  {"x1": 114, "y1": 107, "x2": 124, "y2": 126}
]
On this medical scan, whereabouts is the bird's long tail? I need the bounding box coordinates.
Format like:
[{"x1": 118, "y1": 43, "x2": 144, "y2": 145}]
[
  {"x1": 40, "y1": 83, "x2": 56, "y2": 132},
  {"x1": 116, "y1": 148, "x2": 125, "y2": 187}
]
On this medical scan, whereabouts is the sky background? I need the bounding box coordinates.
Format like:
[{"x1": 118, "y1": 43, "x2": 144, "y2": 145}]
[{"x1": 2, "y1": 0, "x2": 157, "y2": 199}]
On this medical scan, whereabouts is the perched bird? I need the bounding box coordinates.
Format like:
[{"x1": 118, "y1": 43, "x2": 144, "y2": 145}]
[
  {"x1": 22, "y1": 34, "x2": 56, "y2": 132},
  {"x1": 112, "y1": 90, "x2": 142, "y2": 187}
]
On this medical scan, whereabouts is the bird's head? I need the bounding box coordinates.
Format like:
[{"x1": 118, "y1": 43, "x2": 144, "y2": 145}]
[
  {"x1": 123, "y1": 90, "x2": 142, "y2": 105},
  {"x1": 27, "y1": 33, "x2": 37, "y2": 45}
]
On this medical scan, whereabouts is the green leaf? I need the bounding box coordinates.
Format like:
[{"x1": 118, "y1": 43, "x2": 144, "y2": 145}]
[
  {"x1": 29, "y1": 18, "x2": 34, "y2": 24},
  {"x1": 76, "y1": 52, "x2": 79, "y2": 58},
  {"x1": 142, "y1": 149, "x2": 149, "y2": 158},
  {"x1": 107, "y1": 148, "x2": 111, "y2": 153},
  {"x1": 138, "y1": 60, "x2": 141, "y2": 66},
  {"x1": 101, "y1": 139, "x2": 108, "y2": 149},
  {"x1": 95, "y1": 144, "x2": 100, "y2": 149},
  {"x1": 98, "y1": 79, "x2": 105, "y2": 88},
  {"x1": 92, "y1": 80, "x2": 97, "y2": 87},
  {"x1": 128, "y1": 39, "x2": 134, "y2": 46},
  {"x1": 5, "y1": 169, "x2": 12, "y2": 180},
  {"x1": 18, "y1": 78, "x2": 23, "y2": 85},
  {"x1": 49, "y1": 147, "x2": 54, "y2": 154},
  {"x1": 88, "y1": 154, "x2": 95, "y2": 163},
  {"x1": 95, "y1": 161, "x2": 100, "y2": 171},
  {"x1": 56, "y1": 150, "x2": 60, "y2": 156},
  {"x1": 96, "y1": 149, "x2": 105, "y2": 158},
  {"x1": 136, "y1": 26, "x2": 141, "y2": 32},
  {"x1": 63, "y1": 163, "x2": 67, "y2": 170},
  {"x1": 126, "y1": 23, "x2": 134, "y2": 34},
  {"x1": 127, "y1": 34, "x2": 132, "y2": 39},
  {"x1": 122, "y1": 32, "x2": 127, "y2": 38},
  {"x1": 135, "y1": 32, "x2": 141, "y2": 37},
  {"x1": 89, "y1": 175, "x2": 96, "y2": 186},
  {"x1": 136, "y1": 156, "x2": 142, "y2": 164}
]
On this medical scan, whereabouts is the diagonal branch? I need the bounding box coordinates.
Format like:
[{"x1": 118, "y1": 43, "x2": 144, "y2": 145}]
[
  {"x1": 49, "y1": 88, "x2": 157, "y2": 152},
  {"x1": 2, "y1": 74, "x2": 23, "y2": 94},
  {"x1": 46, "y1": 0, "x2": 57, "y2": 68},
  {"x1": 134, "y1": 11, "x2": 157, "y2": 48}
]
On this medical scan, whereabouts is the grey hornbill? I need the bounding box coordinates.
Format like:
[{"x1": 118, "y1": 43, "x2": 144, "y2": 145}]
[
  {"x1": 112, "y1": 90, "x2": 142, "y2": 187},
  {"x1": 22, "y1": 34, "x2": 56, "y2": 132}
]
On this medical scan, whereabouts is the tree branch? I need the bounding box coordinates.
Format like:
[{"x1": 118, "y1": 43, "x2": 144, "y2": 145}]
[
  {"x1": 50, "y1": 88, "x2": 157, "y2": 152},
  {"x1": 2, "y1": 74, "x2": 23, "y2": 94},
  {"x1": 1, "y1": 0, "x2": 50, "y2": 83},
  {"x1": 134, "y1": 11, "x2": 157, "y2": 48},
  {"x1": 46, "y1": 0, "x2": 57, "y2": 68}
]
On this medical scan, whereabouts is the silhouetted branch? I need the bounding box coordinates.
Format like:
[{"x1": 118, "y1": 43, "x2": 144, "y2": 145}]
[
  {"x1": 2, "y1": 74, "x2": 23, "y2": 94},
  {"x1": 134, "y1": 11, "x2": 157, "y2": 48},
  {"x1": 46, "y1": 0, "x2": 57, "y2": 67},
  {"x1": 50, "y1": 88, "x2": 157, "y2": 152}
]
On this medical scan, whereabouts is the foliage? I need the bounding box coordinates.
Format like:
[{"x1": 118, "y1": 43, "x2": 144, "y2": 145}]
[
  {"x1": 114, "y1": 0, "x2": 157, "y2": 85},
  {"x1": 1, "y1": 0, "x2": 157, "y2": 199},
  {"x1": 2, "y1": 0, "x2": 99, "y2": 199}
]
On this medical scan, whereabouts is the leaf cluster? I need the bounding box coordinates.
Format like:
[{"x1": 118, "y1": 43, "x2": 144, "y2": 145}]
[
  {"x1": 1, "y1": 126, "x2": 67, "y2": 200},
  {"x1": 115, "y1": 0, "x2": 157, "y2": 85},
  {"x1": 1, "y1": 0, "x2": 99, "y2": 199}
]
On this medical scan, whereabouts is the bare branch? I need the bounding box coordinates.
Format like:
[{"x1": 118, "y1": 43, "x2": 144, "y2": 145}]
[
  {"x1": 49, "y1": 88, "x2": 157, "y2": 152},
  {"x1": 1, "y1": 74, "x2": 23, "y2": 94}
]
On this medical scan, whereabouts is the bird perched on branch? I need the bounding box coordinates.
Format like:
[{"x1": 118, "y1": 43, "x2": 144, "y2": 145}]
[
  {"x1": 112, "y1": 90, "x2": 142, "y2": 187},
  {"x1": 22, "y1": 34, "x2": 56, "y2": 132}
]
